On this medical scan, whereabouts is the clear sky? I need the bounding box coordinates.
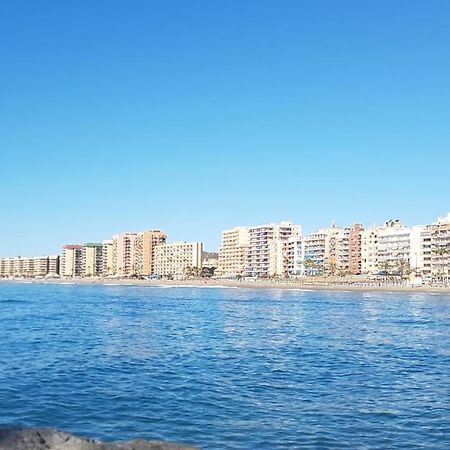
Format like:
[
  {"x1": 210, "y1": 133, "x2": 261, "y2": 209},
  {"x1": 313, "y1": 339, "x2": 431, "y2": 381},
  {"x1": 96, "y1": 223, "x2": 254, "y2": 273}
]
[{"x1": 1, "y1": 0, "x2": 449, "y2": 256}]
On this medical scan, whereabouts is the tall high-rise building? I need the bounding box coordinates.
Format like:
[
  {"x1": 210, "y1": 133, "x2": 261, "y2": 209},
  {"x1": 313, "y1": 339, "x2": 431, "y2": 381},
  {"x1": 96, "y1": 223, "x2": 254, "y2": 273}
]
[
  {"x1": 246, "y1": 221, "x2": 302, "y2": 277},
  {"x1": 377, "y1": 220, "x2": 411, "y2": 273},
  {"x1": 112, "y1": 232, "x2": 139, "y2": 276},
  {"x1": 410, "y1": 224, "x2": 432, "y2": 279},
  {"x1": 82, "y1": 243, "x2": 104, "y2": 276},
  {"x1": 112, "y1": 229, "x2": 167, "y2": 277},
  {"x1": 281, "y1": 236, "x2": 305, "y2": 277},
  {"x1": 431, "y1": 213, "x2": 450, "y2": 281},
  {"x1": 102, "y1": 240, "x2": 115, "y2": 276},
  {"x1": 304, "y1": 225, "x2": 348, "y2": 275},
  {"x1": 361, "y1": 225, "x2": 379, "y2": 275},
  {"x1": 134, "y1": 230, "x2": 167, "y2": 276},
  {"x1": 217, "y1": 227, "x2": 249, "y2": 276},
  {"x1": 349, "y1": 223, "x2": 364, "y2": 275},
  {"x1": 60, "y1": 245, "x2": 83, "y2": 277}
]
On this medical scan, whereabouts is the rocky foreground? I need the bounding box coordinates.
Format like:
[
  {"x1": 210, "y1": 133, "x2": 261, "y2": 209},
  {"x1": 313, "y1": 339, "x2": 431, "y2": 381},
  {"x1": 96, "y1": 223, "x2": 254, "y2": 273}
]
[{"x1": 0, "y1": 428, "x2": 197, "y2": 450}]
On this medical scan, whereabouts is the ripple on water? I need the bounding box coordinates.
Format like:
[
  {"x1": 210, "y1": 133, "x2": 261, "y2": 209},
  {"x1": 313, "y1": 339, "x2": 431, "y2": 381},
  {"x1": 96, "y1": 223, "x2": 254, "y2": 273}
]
[{"x1": 0, "y1": 283, "x2": 449, "y2": 449}]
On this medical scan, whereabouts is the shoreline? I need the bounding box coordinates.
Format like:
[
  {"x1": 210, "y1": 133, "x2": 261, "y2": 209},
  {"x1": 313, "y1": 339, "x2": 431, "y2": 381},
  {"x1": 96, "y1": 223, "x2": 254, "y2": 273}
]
[{"x1": 1, "y1": 277, "x2": 450, "y2": 295}]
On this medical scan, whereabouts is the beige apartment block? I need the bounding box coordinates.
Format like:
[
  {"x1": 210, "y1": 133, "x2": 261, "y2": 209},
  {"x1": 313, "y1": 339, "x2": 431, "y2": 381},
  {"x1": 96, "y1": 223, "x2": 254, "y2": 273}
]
[
  {"x1": 327, "y1": 226, "x2": 350, "y2": 274},
  {"x1": 154, "y1": 241, "x2": 203, "y2": 277},
  {"x1": 361, "y1": 226, "x2": 379, "y2": 275},
  {"x1": 0, "y1": 255, "x2": 60, "y2": 278},
  {"x1": 431, "y1": 213, "x2": 450, "y2": 281},
  {"x1": 217, "y1": 226, "x2": 249, "y2": 276},
  {"x1": 377, "y1": 220, "x2": 411, "y2": 273},
  {"x1": 112, "y1": 229, "x2": 167, "y2": 277},
  {"x1": 112, "y1": 232, "x2": 139, "y2": 276},
  {"x1": 134, "y1": 229, "x2": 167, "y2": 276},
  {"x1": 60, "y1": 245, "x2": 83, "y2": 277},
  {"x1": 102, "y1": 240, "x2": 115, "y2": 276},
  {"x1": 82, "y1": 243, "x2": 103, "y2": 276}
]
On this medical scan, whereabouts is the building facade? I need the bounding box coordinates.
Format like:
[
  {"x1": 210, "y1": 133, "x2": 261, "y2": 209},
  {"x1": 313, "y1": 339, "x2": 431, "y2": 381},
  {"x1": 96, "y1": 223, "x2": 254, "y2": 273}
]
[
  {"x1": 217, "y1": 227, "x2": 250, "y2": 277},
  {"x1": 82, "y1": 243, "x2": 104, "y2": 277},
  {"x1": 0, "y1": 255, "x2": 60, "y2": 278},
  {"x1": 60, "y1": 245, "x2": 83, "y2": 277},
  {"x1": 154, "y1": 241, "x2": 203, "y2": 277},
  {"x1": 246, "y1": 222, "x2": 302, "y2": 277},
  {"x1": 431, "y1": 213, "x2": 450, "y2": 281},
  {"x1": 349, "y1": 223, "x2": 364, "y2": 275}
]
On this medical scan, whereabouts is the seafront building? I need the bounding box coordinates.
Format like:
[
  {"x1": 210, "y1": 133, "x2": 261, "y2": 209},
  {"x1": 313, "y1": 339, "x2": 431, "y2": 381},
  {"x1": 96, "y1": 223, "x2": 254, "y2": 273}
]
[
  {"x1": 217, "y1": 227, "x2": 250, "y2": 276},
  {"x1": 349, "y1": 224, "x2": 364, "y2": 275},
  {"x1": 0, "y1": 255, "x2": 60, "y2": 278},
  {"x1": 303, "y1": 225, "x2": 350, "y2": 275},
  {"x1": 60, "y1": 245, "x2": 83, "y2": 277},
  {"x1": 217, "y1": 221, "x2": 302, "y2": 277},
  {"x1": 154, "y1": 241, "x2": 203, "y2": 277},
  {"x1": 102, "y1": 240, "x2": 115, "y2": 276},
  {"x1": 281, "y1": 236, "x2": 305, "y2": 277},
  {"x1": 111, "y1": 229, "x2": 167, "y2": 277},
  {"x1": 361, "y1": 226, "x2": 379, "y2": 275},
  {"x1": 81, "y1": 243, "x2": 104, "y2": 277},
  {"x1": 431, "y1": 213, "x2": 450, "y2": 281},
  {"x1": 134, "y1": 230, "x2": 167, "y2": 276},
  {"x1": 2, "y1": 213, "x2": 450, "y2": 283},
  {"x1": 112, "y1": 232, "x2": 139, "y2": 277},
  {"x1": 327, "y1": 226, "x2": 350, "y2": 274},
  {"x1": 303, "y1": 228, "x2": 328, "y2": 273},
  {"x1": 376, "y1": 220, "x2": 411, "y2": 274},
  {"x1": 409, "y1": 225, "x2": 432, "y2": 280},
  {"x1": 246, "y1": 222, "x2": 301, "y2": 277}
]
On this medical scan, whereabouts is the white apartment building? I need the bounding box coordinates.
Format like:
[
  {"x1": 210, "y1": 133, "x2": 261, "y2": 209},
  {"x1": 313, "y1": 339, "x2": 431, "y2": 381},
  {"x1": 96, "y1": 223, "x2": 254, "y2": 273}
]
[
  {"x1": 281, "y1": 236, "x2": 305, "y2": 276},
  {"x1": 154, "y1": 241, "x2": 203, "y2": 277},
  {"x1": 377, "y1": 220, "x2": 411, "y2": 274},
  {"x1": 361, "y1": 220, "x2": 411, "y2": 275},
  {"x1": 410, "y1": 225, "x2": 432, "y2": 279},
  {"x1": 246, "y1": 221, "x2": 302, "y2": 277}
]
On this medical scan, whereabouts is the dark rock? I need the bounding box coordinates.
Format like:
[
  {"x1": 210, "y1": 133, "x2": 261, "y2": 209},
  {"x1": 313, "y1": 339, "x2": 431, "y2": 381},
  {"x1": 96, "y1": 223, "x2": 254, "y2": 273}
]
[{"x1": 0, "y1": 428, "x2": 197, "y2": 450}]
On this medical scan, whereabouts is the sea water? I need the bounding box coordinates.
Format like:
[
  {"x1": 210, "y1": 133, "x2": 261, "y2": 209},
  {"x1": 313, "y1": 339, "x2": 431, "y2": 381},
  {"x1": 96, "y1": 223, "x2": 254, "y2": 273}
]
[{"x1": 0, "y1": 283, "x2": 449, "y2": 449}]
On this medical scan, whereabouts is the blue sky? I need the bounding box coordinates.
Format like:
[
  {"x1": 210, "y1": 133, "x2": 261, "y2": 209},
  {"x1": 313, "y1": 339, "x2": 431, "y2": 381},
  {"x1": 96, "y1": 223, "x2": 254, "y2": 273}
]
[{"x1": 1, "y1": 0, "x2": 449, "y2": 255}]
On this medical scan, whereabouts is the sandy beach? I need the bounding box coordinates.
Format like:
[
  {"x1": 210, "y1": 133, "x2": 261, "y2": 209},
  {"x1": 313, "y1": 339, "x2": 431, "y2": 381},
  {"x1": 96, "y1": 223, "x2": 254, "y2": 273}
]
[{"x1": 1, "y1": 277, "x2": 450, "y2": 295}]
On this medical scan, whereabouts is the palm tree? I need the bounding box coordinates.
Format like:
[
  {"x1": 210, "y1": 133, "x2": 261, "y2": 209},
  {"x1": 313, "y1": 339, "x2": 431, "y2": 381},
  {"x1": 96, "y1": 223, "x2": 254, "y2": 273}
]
[
  {"x1": 378, "y1": 260, "x2": 391, "y2": 277},
  {"x1": 325, "y1": 261, "x2": 337, "y2": 277},
  {"x1": 396, "y1": 258, "x2": 410, "y2": 279},
  {"x1": 304, "y1": 258, "x2": 317, "y2": 276},
  {"x1": 433, "y1": 246, "x2": 449, "y2": 282}
]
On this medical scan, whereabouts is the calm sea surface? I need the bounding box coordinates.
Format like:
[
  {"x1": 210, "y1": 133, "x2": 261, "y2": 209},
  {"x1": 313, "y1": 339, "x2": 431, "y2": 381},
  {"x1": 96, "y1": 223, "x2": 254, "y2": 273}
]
[{"x1": 0, "y1": 283, "x2": 449, "y2": 449}]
